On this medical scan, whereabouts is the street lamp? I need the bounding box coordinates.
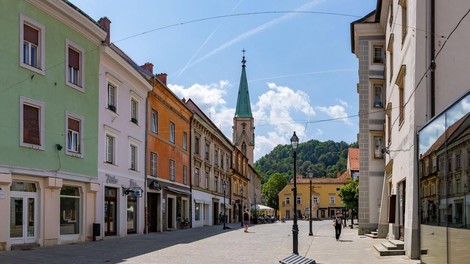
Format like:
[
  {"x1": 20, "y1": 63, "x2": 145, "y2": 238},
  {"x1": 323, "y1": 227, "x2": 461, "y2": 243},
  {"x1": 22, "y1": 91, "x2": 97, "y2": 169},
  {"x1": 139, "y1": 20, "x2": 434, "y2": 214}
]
[
  {"x1": 308, "y1": 171, "x2": 313, "y2": 236},
  {"x1": 240, "y1": 186, "x2": 244, "y2": 227},
  {"x1": 222, "y1": 180, "x2": 228, "y2": 230},
  {"x1": 254, "y1": 191, "x2": 257, "y2": 224},
  {"x1": 290, "y1": 131, "x2": 299, "y2": 255}
]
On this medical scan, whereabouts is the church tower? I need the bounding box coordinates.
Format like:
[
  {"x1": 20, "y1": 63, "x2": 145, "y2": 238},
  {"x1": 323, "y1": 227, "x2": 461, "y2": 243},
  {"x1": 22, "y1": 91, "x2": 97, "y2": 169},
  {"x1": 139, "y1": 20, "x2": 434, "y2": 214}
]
[{"x1": 233, "y1": 50, "x2": 255, "y2": 165}]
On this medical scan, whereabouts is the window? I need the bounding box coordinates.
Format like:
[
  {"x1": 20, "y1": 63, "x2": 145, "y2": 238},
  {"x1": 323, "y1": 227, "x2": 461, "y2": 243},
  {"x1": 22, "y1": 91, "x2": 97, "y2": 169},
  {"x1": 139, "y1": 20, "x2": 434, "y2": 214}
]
[
  {"x1": 205, "y1": 172, "x2": 209, "y2": 189},
  {"x1": 183, "y1": 132, "x2": 187, "y2": 151},
  {"x1": 373, "y1": 135, "x2": 384, "y2": 159},
  {"x1": 150, "y1": 152, "x2": 157, "y2": 177},
  {"x1": 456, "y1": 154, "x2": 461, "y2": 169},
  {"x1": 221, "y1": 153, "x2": 224, "y2": 169},
  {"x1": 66, "y1": 113, "x2": 82, "y2": 156},
  {"x1": 195, "y1": 136, "x2": 200, "y2": 155},
  {"x1": 396, "y1": 65, "x2": 406, "y2": 126},
  {"x1": 60, "y1": 186, "x2": 80, "y2": 235},
  {"x1": 130, "y1": 144, "x2": 137, "y2": 171},
  {"x1": 424, "y1": 159, "x2": 429, "y2": 176},
  {"x1": 388, "y1": 34, "x2": 394, "y2": 83},
  {"x1": 20, "y1": 15, "x2": 45, "y2": 73},
  {"x1": 107, "y1": 83, "x2": 117, "y2": 112},
  {"x1": 214, "y1": 149, "x2": 218, "y2": 166},
  {"x1": 151, "y1": 110, "x2": 158, "y2": 133},
  {"x1": 20, "y1": 97, "x2": 45, "y2": 149},
  {"x1": 399, "y1": 0, "x2": 407, "y2": 42},
  {"x1": 105, "y1": 135, "x2": 115, "y2": 164},
  {"x1": 432, "y1": 156, "x2": 437, "y2": 172},
  {"x1": 66, "y1": 40, "x2": 84, "y2": 89},
  {"x1": 387, "y1": 103, "x2": 392, "y2": 145},
  {"x1": 170, "y1": 160, "x2": 175, "y2": 181},
  {"x1": 205, "y1": 143, "x2": 210, "y2": 161},
  {"x1": 373, "y1": 83, "x2": 384, "y2": 108},
  {"x1": 195, "y1": 168, "x2": 200, "y2": 186},
  {"x1": 313, "y1": 196, "x2": 319, "y2": 204},
  {"x1": 183, "y1": 165, "x2": 188, "y2": 185},
  {"x1": 242, "y1": 142, "x2": 247, "y2": 155},
  {"x1": 389, "y1": 1, "x2": 394, "y2": 27},
  {"x1": 330, "y1": 196, "x2": 335, "y2": 205},
  {"x1": 285, "y1": 197, "x2": 290, "y2": 205},
  {"x1": 373, "y1": 44, "x2": 384, "y2": 64},
  {"x1": 195, "y1": 202, "x2": 201, "y2": 221},
  {"x1": 296, "y1": 197, "x2": 301, "y2": 204},
  {"x1": 170, "y1": 122, "x2": 175, "y2": 144},
  {"x1": 130, "y1": 99, "x2": 138, "y2": 124},
  {"x1": 215, "y1": 176, "x2": 219, "y2": 192}
]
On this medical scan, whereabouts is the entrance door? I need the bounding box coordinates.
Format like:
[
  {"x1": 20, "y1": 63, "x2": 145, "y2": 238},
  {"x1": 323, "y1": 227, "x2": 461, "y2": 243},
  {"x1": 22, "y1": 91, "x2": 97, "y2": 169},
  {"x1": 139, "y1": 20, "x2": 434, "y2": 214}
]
[
  {"x1": 167, "y1": 197, "x2": 174, "y2": 229},
  {"x1": 104, "y1": 187, "x2": 117, "y2": 236},
  {"x1": 213, "y1": 202, "x2": 219, "y2": 225},
  {"x1": 399, "y1": 181, "x2": 406, "y2": 241},
  {"x1": 148, "y1": 193, "x2": 159, "y2": 232},
  {"x1": 10, "y1": 181, "x2": 38, "y2": 245}
]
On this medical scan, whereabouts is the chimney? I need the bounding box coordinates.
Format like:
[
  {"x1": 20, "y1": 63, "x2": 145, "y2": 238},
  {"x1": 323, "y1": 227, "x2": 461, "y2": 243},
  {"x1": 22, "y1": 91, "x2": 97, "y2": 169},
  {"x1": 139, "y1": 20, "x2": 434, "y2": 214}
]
[
  {"x1": 141, "y1": 63, "x2": 154, "y2": 75},
  {"x1": 98, "y1": 17, "x2": 111, "y2": 45},
  {"x1": 156, "y1": 73, "x2": 167, "y2": 85}
]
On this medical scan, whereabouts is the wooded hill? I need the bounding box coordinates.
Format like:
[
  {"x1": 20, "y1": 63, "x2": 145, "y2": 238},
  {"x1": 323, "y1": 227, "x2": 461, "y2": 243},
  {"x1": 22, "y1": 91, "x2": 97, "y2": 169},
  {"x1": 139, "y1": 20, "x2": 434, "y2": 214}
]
[{"x1": 254, "y1": 139, "x2": 358, "y2": 183}]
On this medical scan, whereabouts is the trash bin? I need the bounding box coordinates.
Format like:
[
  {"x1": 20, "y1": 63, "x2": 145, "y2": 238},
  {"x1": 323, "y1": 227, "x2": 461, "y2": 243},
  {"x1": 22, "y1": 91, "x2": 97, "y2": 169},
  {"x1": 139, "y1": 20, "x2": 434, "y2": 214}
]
[{"x1": 93, "y1": 223, "x2": 100, "y2": 241}]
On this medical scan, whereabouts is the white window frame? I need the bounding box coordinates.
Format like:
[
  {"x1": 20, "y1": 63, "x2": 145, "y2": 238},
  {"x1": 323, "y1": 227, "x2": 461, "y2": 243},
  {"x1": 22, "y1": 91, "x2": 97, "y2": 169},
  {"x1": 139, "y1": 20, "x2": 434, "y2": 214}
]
[
  {"x1": 65, "y1": 39, "x2": 85, "y2": 91},
  {"x1": 65, "y1": 111, "x2": 84, "y2": 158},
  {"x1": 313, "y1": 196, "x2": 319, "y2": 204},
  {"x1": 329, "y1": 196, "x2": 335, "y2": 205},
  {"x1": 20, "y1": 14, "x2": 45, "y2": 74},
  {"x1": 285, "y1": 197, "x2": 290, "y2": 205},
  {"x1": 107, "y1": 82, "x2": 117, "y2": 113},
  {"x1": 129, "y1": 144, "x2": 137, "y2": 171},
  {"x1": 170, "y1": 121, "x2": 175, "y2": 144},
  {"x1": 20, "y1": 96, "x2": 45, "y2": 150},
  {"x1": 183, "y1": 165, "x2": 188, "y2": 185},
  {"x1": 183, "y1": 132, "x2": 187, "y2": 150},
  {"x1": 150, "y1": 152, "x2": 157, "y2": 177},
  {"x1": 105, "y1": 134, "x2": 115, "y2": 164},
  {"x1": 151, "y1": 109, "x2": 158, "y2": 134},
  {"x1": 296, "y1": 197, "x2": 301, "y2": 204},
  {"x1": 130, "y1": 98, "x2": 138, "y2": 125},
  {"x1": 170, "y1": 160, "x2": 176, "y2": 181}
]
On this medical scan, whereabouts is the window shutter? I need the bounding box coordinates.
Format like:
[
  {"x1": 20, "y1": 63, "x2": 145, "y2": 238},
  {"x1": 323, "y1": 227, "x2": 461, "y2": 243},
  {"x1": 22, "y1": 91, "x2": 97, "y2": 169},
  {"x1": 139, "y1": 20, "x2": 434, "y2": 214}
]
[
  {"x1": 68, "y1": 48, "x2": 80, "y2": 69},
  {"x1": 68, "y1": 118, "x2": 80, "y2": 132},
  {"x1": 23, "y1": 104, "x2": 40, "y2": 145},
  {"x1": 24, "y1": 24, "x2": 39, "y2": 45}
]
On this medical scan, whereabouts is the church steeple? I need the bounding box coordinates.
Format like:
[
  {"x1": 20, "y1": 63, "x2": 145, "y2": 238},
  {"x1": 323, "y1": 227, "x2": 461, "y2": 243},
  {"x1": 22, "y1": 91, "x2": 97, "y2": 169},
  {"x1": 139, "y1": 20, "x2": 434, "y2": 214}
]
[
  {"x1": 233, "y1": 50, "x2": 255, "y2": 165},
  {"x1": 235, "y1": 49, "x2": 252, "y2": 118}
]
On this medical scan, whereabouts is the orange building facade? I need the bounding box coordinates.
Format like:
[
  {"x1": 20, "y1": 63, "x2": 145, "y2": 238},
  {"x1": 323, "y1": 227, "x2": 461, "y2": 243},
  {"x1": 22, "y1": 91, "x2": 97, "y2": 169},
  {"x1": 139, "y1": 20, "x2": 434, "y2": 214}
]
[{"x1": 146, "y1": 71, "x2": 192, "y2": 232}]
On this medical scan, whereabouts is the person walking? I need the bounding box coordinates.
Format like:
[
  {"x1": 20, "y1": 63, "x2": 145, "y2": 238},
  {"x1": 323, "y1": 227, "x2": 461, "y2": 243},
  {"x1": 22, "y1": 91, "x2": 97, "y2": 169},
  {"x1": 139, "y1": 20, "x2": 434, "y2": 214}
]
[
  {"x1": 333, "y1": 211, "x2": 342, "y2": 241},
  {"x1": 243, "y1": 209, "x2": 250, "y2": 233}
]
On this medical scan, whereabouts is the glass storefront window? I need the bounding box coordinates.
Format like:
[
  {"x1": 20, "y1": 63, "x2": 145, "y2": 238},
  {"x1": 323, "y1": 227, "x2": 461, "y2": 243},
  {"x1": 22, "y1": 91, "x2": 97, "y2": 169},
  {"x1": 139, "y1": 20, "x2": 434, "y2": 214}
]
[
  {"x1": 60, "y1": 186, "x2": 80, "y2": 235},
  {"x1": 127, "y1": 195, "x2": 137, "y2": 233}
]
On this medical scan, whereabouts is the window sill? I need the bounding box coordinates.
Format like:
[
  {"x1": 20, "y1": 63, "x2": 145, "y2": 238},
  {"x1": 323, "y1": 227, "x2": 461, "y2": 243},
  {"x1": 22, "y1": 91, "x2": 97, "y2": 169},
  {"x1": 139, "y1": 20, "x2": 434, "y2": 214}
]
[
  {"x1": 20, "y1": 63, "x2": 45, "y2": 76},
  {"x1": 66, "y1": 151, "x2": 83, "y2": 158},
  {"x1": 66, "y1": 81, "x2": 85, "y2": 93},
  {"x1": 20, "y1": 142, "x2": 45, "y2": 151}
]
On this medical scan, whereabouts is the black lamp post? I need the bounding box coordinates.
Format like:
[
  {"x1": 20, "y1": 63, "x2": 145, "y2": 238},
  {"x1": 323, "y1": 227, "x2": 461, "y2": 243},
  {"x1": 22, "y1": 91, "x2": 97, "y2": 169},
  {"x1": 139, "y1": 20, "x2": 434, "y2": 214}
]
[
  {"x1": 308, "y1": 171, "x2": 313, "y2": 236},
  {"x1": 291, "y1": 131, "x2": 299, "y2": 255},
  {"x1": 254, "y1": 191, "x2": 257, "y2": 224},
  {"x1": 222, "y1": 180, "x2": 228, "y2": 230},
  {"x1": 240, "y1": 186, "x2": 244, "y2": 227}
]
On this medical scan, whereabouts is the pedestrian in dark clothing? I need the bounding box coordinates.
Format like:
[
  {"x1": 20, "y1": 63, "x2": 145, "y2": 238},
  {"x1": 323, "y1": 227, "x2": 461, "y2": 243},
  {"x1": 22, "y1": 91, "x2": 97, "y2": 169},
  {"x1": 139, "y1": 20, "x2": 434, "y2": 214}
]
[
  {"x1": 243, "y1": 209, "x2": 250, "y2": 232},
  {"x1": 333, "y1": 211, "x2": 342, "y2": 241}
]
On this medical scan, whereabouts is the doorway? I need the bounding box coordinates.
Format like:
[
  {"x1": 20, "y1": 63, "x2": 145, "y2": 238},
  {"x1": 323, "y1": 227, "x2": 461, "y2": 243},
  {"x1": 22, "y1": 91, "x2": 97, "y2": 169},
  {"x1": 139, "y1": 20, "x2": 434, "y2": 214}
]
[
  {"x1": 213, "y1": 202, "x2": 219, "y2": 225},
  {"x1": 10, "y1": 181, "x2": 38, "y2": 245},
  {"x1": 104, "y1": 187, "x2": 117, "y2": 236},
  {"x1": 398, "y1": 181, "x2": 406, "y2": 241},
  {"x1": 167, "y1": 197, "x2": 174, "y2": 229},
  {"x1": 148, "y1": 192, "x2": 160, "y2": 232}
]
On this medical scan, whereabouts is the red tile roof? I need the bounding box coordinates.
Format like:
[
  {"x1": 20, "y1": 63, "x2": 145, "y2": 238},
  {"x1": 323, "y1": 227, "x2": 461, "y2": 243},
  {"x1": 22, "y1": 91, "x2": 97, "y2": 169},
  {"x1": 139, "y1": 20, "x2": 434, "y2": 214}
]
[{"x1": 348, "y1": 148, "x2": 359, "y2": 171}]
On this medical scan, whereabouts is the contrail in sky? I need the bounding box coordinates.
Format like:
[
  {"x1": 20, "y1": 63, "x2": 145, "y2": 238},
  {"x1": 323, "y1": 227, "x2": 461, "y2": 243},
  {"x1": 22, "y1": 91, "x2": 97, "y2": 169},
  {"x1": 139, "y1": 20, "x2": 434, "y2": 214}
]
[
  {"x1": 186, "y1": 0, "x2": 325, "y2": 69},
  {"x1": 174, "y1": 0, "x2": 244, "y2": 78},
  {"x1": 249, "y1": 68, "x2": 355, "y2": 83}
]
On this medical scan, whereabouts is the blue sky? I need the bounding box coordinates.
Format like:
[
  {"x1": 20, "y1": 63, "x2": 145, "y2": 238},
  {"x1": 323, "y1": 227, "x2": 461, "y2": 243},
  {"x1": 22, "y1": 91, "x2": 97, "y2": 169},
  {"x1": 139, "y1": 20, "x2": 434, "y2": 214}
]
[{"x1": 71, "y1": 0, "x2": 376, "y2": 161}]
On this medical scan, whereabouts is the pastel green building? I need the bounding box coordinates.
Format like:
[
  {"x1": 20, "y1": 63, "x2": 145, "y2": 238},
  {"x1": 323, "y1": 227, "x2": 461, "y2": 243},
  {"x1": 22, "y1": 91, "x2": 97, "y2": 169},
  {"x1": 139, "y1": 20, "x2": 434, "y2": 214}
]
[{"x1": 0, "y1": 0, "x2": 106, "y2": 250}]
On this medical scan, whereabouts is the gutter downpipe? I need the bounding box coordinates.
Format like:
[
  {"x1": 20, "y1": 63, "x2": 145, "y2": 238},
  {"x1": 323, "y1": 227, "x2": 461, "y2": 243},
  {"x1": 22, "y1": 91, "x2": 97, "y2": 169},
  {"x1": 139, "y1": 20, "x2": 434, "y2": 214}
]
[{"x1": 430, "y1": 0, "x2": 436, "y2": 118}]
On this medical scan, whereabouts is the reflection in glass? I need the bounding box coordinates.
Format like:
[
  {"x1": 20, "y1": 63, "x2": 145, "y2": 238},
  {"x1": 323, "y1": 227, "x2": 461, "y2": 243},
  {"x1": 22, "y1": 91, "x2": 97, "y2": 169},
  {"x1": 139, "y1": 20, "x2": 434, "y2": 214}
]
[
  {"x1": 60, "y1": 186, "x2": 80, "y2": 235},
  {"x1": 419, "y1": 92, "x2": 470, "y2": 263},
  {"x1": 10, "y1": 198, "x2": 23, "y2": 238}
]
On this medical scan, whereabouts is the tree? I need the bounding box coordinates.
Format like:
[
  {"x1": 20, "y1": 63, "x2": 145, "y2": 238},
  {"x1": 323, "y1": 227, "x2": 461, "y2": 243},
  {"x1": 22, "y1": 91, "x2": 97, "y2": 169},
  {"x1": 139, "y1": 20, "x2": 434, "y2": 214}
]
[
  {"x1": 338, "y1": 178, "x2": 358, "y2": 227},
  {"x1": 261, "y1": 173, "x2": 288, "y2": 215}
]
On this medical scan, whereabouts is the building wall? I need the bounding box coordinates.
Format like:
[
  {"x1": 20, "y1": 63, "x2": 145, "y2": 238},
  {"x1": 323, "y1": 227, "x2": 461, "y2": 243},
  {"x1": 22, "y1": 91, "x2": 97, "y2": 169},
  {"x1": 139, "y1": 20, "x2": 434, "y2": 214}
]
[{"x1": 0, "y1": 0, "x2": 105, "y2": 250}]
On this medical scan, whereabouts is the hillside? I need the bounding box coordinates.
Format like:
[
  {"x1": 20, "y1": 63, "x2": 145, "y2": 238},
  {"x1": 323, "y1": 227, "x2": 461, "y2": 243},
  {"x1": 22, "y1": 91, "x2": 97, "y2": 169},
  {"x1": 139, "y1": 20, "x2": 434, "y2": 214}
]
[{"x1": 254, "y1": 139, "x2": 357, "y2": 183}]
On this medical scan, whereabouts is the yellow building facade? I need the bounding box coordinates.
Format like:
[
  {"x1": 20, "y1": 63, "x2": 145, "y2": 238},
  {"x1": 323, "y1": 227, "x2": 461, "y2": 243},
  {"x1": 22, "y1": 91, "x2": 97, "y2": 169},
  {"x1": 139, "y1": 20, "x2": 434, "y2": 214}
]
[{"x1": 278, "y1": 174, "x2": 351, "y2": 220}]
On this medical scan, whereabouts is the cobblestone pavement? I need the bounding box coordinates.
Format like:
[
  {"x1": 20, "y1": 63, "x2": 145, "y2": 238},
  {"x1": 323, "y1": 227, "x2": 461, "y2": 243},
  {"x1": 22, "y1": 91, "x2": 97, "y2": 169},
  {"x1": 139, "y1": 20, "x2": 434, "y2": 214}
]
[{"x1": 0, "y1": 220, "x2": 420, "y2": 264}]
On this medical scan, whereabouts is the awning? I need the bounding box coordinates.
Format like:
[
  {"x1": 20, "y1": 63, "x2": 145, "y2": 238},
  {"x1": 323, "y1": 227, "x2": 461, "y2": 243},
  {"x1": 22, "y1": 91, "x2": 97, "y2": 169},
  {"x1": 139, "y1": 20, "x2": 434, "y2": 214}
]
[{"x1": 164, "y1": 186, "x2": 191, "y2": 195}]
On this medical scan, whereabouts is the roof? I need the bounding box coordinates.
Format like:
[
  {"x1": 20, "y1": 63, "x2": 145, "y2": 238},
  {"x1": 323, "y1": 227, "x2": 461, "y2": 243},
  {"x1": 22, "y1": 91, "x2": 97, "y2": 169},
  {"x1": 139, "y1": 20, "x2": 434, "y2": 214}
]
[
  {"x1": 294, "y1": 173, "x2": 350, "y2": 185},
  {"x1": 350, "y1": 10, "x2": 376, "y2": 53},
  {"x1": 234, "y1": 56, "x2": 253, "y2": 118},
  {"x1": 348, "y1": 148, "x2": 359, "y2": 171}
]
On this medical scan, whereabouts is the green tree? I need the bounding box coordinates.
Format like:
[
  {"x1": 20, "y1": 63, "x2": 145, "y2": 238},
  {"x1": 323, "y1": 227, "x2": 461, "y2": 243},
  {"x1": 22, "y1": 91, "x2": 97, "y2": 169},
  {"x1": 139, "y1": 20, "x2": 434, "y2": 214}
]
[
  {"x1": 338, "y1": 178, "x2": 359, "y2": 226},
  {"x1": 261, "y1": 173, "x2": 288, "y2": 214}
]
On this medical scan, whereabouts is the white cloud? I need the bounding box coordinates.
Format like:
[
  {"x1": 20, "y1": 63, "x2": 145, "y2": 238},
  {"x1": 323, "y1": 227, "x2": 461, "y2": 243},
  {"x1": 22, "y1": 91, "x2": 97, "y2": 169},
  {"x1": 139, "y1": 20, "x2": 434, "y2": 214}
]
[
  {"x1": 168, "y1": 81, "x2": 229, "y2": 106},
  {"x1": 317, "y1": 105, "x2": 353, "y2": 125},
  {"x1": 338, "y1": 99, "x2": 348, "y2": 107}
]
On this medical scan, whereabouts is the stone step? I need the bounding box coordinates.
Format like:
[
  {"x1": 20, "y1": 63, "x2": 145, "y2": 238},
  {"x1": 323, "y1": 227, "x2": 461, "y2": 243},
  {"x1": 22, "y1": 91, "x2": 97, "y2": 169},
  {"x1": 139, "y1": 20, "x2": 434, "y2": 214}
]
[
  {"x1": 389, "y1": 239, "x2": 404, "y2": 250},
  {"x1": 373, "y1": 243, "x2": 405, "y2": 256},
  {"x1": 364, "y1": 233, "x2": 377, "y2": 238},
  {"x1": 371, "y1": 231, "x2": 378, "y2": 235},
  {"x1": 381, "y1": 241, "x2": 400, "y2": 250},
  {"x1": 11, "y1": 243, "x2": 40, "y2": 250}
]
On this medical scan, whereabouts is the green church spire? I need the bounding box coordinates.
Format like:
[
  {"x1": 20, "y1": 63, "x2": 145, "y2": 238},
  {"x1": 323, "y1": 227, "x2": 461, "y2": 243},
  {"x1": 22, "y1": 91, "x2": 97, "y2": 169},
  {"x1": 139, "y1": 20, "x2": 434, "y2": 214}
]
[{"x1": 235, "y1": 49, "x2": 253, "y2": 118}]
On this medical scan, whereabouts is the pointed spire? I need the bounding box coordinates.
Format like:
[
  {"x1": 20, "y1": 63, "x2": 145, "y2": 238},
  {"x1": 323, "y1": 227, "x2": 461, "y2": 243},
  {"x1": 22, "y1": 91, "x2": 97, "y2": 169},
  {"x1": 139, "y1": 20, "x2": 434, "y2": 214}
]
[{"x1": 235, "y1": 49, "x2": 252, "y2": 118}]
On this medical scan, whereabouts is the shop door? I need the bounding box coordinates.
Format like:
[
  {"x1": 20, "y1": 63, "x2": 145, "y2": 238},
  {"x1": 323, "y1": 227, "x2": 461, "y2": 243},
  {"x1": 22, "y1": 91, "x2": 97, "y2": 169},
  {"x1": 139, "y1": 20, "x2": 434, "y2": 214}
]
[
  {"x1": 104, "y1": 187, "x2": 117, "y2": 236},
  {"x1": 10, "y1": 182, "x2": 38, "y2": 245},
  {"x1": 399, "y1": 181, "x2": 406, "y2": 241},
  {"x1": 148, "y1": 193, "x2": 159, "y2": 232}
]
